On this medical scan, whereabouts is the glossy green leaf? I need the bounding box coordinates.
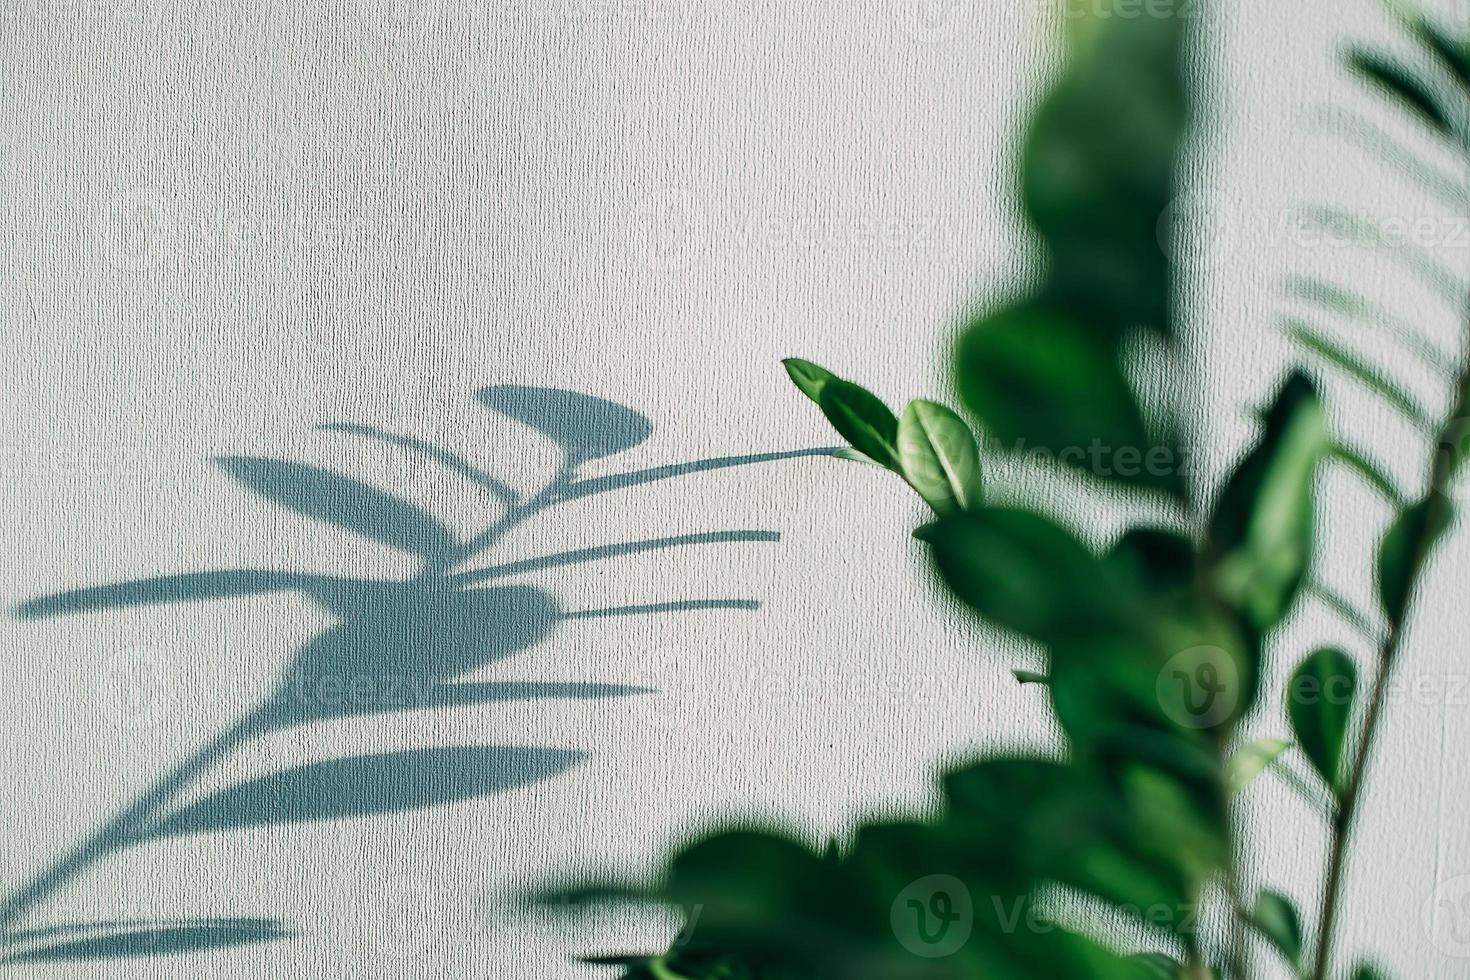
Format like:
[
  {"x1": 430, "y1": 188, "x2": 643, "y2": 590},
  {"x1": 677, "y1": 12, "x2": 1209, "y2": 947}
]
[
  {"x1": 1287, "y1": 648, "x2": 1358, "y2": 794},
  {"x1": 815, "y1": 378, "x2": 901, "y2": 471},
  {"x1": 1251, "y1": 889, "x2": 1303, "y2": 966},
  {"x1": 1348, "y1": 48, "x2": 1453, "y2": 134},
  {"x1": 1379, "y1": 497, "x2": 1454, "y2": 626},
  {"x1": 897, "y1": 399, "x2": 983, "y2": 514},
  {"x1": 1207, "y1": 372, "x2": 1329, "y2": 631},
  {"x1": 1226, "y1": 738, "x2": 1292, "y2": 795},
  {"x1": 782, "y1": 357, "x2": 837, "y2": 404},
  {"x1": 957, "y1": 303, "x2": 1180, "y2": 496}
]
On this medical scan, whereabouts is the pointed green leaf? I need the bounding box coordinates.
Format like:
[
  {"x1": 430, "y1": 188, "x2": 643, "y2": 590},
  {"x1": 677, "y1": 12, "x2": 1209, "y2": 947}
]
[
  {"x1": 1378, "y1": 497, "x2": 1454, "y2": 625},
  {"x1": 1251, "y1": 889, "x2": 1303, "y2": 966},
  {"x1": 1287, "y1": 648, "x2": 1358, "y2": 794},
  {"x1": 1226, "y1": 738, "x2": 1292, "y2": 795},
  {"x1": 782, "y1": 357, "x2": 837, "y2": 404},
  {"x1": 816, "y1": 379, "x2": 901, "y2": 470},
  {"x1": 1286, "y1": 321, "x2": 1435, "y2": 431},
  {"x1": 1208, "y1": 372, "x2": 1330, "y2": 631},
  {"x1": 1348, "y1": 48, "x2": 1453, "y2": 135},
  {"x1": 1013, "y1": 670, "x2": 1051, "y2": 686},
  {"x1": 897, "y1": 399, "x2": 983, "y2": 514}
]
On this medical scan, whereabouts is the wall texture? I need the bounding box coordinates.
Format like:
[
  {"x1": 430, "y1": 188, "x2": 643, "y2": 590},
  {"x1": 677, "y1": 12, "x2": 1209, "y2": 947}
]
[{"x1": 2, "y1": 0, "x2": 1468, "y2": 976}]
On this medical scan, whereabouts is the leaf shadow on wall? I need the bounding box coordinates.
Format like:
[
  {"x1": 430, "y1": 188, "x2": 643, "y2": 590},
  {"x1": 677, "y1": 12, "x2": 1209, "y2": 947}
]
[{"x1": 1, "y1": 385, "x2": 832, "y2": 964}]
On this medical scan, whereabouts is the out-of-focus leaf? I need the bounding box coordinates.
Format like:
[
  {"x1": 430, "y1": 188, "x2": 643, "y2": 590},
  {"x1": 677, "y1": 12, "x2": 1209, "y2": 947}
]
[
  {"x1": 1347, "y1": 48, "x2": 1453, "y2": 134},
  {"x1": 1379, "y1": 497, "x2": 1454, "y2": 626},
  {"x1": 782, "y1": 358, "x2": 837, "y2": 404},
  {"x1": 477, "y1": 386, "x2": 653, "y2": 464},
  {"x1": 928, "y1": 508, "x2": 1121, "y2": 645},
  {"x1": 1126, "y1": 952, "x2": 1186, "y2": 979},
  {"x1": 1251, "y1": 889, "x2": 1303, "y2": 966},
  {"x1": 1207, "y1": 372, "x2": 1329, "y2": 632},
  {"x1": 817, "y1": 379, "x2": 901, "y2": 471},
  {"x1": 215, "y1": 457, "x2": 458, "y2": 562},
  {"x1": 1286, "y1": 648, "x2": 1358, "y2": 794},
  {"x1": 1406, "y1": 15, "x2": 1470, "y2": 92},
  {"x1": 957, "y1": 303, "x2": 1180, "y2": 496},
  {"x1": 1023, "y1": 7, "x2": 1187, "y2": 336},
  {"x1": 1286, "y1": 321, "x2": 1435, "y2": 431},
  {"x1": 897, "y1": 400, "x2": 983, "y2": 514},
  {"x1": 1226, "y1": 738, "x2": 1292, "y2": 795},
  {"x1": 1013, "y1": 670, "x2": 1051, "y2": 686},
  {"x1": 1351, "y1": 963, "x2": 1390, "y2": 980}
]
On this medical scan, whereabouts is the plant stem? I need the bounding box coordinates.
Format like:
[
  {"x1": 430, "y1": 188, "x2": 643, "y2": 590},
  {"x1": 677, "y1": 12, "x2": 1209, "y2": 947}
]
[
  {"x1": 0, "y1": 708, "x2": 265, "y2": 933},
  {"x1": 1309, "y1": 358, "x2": 1468, "y2": 979}
]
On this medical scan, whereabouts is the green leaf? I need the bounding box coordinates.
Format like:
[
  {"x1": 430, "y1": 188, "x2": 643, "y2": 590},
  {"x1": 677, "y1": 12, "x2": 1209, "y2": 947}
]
[
  {"x1": 1286, "y1": 648, "x2": 1358, "y2": 794},
  {"x1": 1351, "y1": 964, "x2": 1390, "y2": 980},
  {"x1": 897, "y1": 399, "x2": 984, "y2": 514},
  {"x1": 1226, "y1": 738, "x2": 1292, "y2": 795},
  {"x1": 1285, "y1": 321, "x2": 1435, "y2": 431},
  {"x1": 1014, "y1": 670, "x2": 1051, "y2": 686},
  {"x1": 782, "y1": 357, "x2": 837, "y2": 404},
  {"x1": 928, "y1": 507, "x2": 1119, "y2": 645},
  {"x1": 1207, "y1": 372, "x2": 1330, "y2": 631},
  {"x1": 1348, "y1": 48, "x2": 1453, "y2": 135},
  {"x1": 1250, "y1": 889, "x2": 1303, "y2": 966},
  {"x1": 1126, "y1": 952, "x2": 1187, "y2": 979},
  {"x1": 1023, "y1": 8, "x2": 1187, "y2": 337},
  {"x1": 1379, "y1": 497, "x2": 1454, "y2": 626},
  {"x1": 1404, "y1": 15, "x2": 1470, "y2": 94},
  {"x1": 815, "y1": 378, "x2": 901, "y2": 471},
  {"x1": 957, "y1": 303, "x2": 1180, "y2": 496}
]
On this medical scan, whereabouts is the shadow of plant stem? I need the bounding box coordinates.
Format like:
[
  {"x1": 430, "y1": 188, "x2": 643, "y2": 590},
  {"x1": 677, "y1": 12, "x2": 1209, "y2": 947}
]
[{"x1": 0, "y1": 385, "x2": 830, "y2": 944}]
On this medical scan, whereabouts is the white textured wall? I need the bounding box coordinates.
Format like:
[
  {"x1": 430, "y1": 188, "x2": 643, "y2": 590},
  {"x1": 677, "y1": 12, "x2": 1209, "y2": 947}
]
[{"x1": 2, "y1": 0, "x2": 1467, "y2": 976}]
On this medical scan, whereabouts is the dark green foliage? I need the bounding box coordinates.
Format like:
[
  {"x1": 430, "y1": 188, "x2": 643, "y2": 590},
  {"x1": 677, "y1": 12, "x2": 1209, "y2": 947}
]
[
  {"x1": 1287, "y1": 648, "x2": 1358, "y2": 796},
  {"x1": 557, "y1": 7, "x2": 1470, "y2": 980},
  {"x1": 1251, "y1": 890, "x2": 1304, "y2": 968}
]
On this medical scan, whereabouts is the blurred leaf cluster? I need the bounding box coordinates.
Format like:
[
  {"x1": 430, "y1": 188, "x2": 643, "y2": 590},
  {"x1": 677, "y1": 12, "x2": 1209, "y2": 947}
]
[{"x1": 559, "y1": 6, "x2": 1470, "y2": 980}]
